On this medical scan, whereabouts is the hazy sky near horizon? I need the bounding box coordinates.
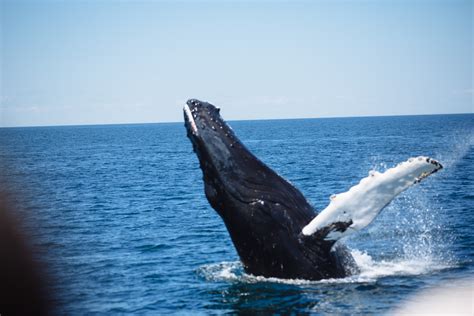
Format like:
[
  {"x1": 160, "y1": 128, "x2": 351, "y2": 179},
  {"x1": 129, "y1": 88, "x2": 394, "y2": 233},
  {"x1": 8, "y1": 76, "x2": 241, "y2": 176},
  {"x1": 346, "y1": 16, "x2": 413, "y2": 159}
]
[{"x1": 1, "y1": 0, "x2": 472, "y2": 127}]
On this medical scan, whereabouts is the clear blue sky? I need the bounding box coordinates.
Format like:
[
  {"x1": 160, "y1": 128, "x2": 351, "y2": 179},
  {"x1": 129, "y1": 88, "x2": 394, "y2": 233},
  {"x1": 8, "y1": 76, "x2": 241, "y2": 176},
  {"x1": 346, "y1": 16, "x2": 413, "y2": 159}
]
[{"x1": 1, "y1": 0, "x2": 472, "y2": 127}]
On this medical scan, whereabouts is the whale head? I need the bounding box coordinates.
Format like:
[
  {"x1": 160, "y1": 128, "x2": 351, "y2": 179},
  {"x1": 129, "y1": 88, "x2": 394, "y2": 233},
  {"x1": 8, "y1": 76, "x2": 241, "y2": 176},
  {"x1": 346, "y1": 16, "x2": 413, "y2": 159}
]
[
  {"x1": 183, "y1": 99, "x2": 253, "y2": 211},
  {"x1": 184, "y1": 99, "x2": 240, "y2": 191},
  {"x1": 184, "y1": 99, "x2": 311, "y2": 222},
  {"x1": 184, "y1": 99, "x2": 300, "y2": 214}
]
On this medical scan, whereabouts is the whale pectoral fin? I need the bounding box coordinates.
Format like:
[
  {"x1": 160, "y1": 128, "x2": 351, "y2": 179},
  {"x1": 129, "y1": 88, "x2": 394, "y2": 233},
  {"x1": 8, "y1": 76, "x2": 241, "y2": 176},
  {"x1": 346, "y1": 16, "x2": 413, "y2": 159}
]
[
  {"x1": 302, "y1": 156, "x2": 443, "y2": 241},
  {"x1": 305, "y1": 220, "x2": 354, "y2": 242}
]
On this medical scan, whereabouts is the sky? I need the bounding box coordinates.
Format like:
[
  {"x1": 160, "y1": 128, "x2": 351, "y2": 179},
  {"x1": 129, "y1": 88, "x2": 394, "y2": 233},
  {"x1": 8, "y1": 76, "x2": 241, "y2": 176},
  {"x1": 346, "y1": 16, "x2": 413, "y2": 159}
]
[{"x1": 0, "y1": 0, "x2": 472, "y2": 127}]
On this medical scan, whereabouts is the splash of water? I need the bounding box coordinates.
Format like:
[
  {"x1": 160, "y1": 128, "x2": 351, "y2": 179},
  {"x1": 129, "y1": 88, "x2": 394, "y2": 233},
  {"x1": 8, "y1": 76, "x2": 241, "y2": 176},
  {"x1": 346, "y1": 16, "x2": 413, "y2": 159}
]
[
  {"x1": 435, "y1": 129, "x2": 474, "y2": 169},
  {"x1": 197, "y1": 250, "x2": 454, "y2": 285},
  {"x1": 350, "y1": 250, "x2": 451, "y2": 282}
]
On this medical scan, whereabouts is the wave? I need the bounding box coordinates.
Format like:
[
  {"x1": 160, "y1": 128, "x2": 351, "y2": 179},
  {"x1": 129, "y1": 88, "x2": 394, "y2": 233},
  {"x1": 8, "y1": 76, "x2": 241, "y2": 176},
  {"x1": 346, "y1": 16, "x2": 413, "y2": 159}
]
[{"x1": 197, "y1": 248, "x2": 454, "y2": 286}]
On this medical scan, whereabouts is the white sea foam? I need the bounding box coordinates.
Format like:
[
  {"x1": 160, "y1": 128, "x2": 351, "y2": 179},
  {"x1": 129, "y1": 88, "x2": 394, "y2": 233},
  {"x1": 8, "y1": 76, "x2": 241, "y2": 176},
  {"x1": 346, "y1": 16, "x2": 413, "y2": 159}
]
[
  {"x1": 197, "y1": 249, "x2": 453, "y2": 285},
  {"x1": 350, "y1": 250, "x2": 451, "y2": 282}
]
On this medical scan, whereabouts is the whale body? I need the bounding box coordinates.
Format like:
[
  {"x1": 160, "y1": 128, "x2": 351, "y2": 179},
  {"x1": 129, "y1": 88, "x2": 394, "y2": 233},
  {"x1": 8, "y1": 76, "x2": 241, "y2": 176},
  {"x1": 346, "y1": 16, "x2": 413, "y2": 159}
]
[{"x1": 183, "y1": 99, "x2": 442, "y2": 280}]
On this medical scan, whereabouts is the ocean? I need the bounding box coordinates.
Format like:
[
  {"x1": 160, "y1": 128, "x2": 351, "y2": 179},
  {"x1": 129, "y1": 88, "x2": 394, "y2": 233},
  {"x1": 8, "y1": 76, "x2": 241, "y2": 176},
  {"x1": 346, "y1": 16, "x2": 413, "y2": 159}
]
[{"x1": 0, "y1": 113, "x2": 473, "y2": 314}]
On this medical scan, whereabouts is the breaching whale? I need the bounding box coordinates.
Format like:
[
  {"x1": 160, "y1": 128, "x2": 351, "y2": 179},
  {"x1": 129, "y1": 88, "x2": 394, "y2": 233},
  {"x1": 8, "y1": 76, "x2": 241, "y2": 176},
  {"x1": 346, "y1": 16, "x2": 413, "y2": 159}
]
[{"x1": 183, "y1": 99, "x2": 443, "y2": 280}]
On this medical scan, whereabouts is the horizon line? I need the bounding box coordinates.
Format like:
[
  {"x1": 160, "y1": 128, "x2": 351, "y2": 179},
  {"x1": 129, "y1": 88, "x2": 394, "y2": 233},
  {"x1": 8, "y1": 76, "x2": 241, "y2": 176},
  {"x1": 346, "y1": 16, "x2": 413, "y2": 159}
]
[{"x1": 0, "y1": 111, "x2": 472, "y2": 129}]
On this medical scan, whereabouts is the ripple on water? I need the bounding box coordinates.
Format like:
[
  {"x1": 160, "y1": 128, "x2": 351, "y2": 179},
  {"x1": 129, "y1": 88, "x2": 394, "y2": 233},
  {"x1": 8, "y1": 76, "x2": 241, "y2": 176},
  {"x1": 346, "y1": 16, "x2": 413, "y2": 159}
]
[{"x1": 0, "y1": 115, "x2": 472, "y2": 314}]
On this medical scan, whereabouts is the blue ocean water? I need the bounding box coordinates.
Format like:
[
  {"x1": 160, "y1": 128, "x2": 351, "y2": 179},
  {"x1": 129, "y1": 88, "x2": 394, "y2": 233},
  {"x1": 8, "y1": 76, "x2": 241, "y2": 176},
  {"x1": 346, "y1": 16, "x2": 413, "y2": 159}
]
[{"x1": 0, "y1": 114, "x2": 473, "y2": 314}]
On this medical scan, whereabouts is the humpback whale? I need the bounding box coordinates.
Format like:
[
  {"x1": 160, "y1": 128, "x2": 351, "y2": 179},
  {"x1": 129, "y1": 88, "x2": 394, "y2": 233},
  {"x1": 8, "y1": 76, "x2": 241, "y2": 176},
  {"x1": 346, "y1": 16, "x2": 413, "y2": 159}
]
[{"x1": 183, "y1": 99, "x2": 443, "y2": 280}]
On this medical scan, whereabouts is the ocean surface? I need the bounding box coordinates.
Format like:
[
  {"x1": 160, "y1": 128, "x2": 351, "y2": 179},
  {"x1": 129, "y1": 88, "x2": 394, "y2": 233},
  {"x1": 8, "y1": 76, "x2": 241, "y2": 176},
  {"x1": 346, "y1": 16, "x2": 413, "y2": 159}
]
[{"x1": 0, "y1": 114, "x2": 473, "y2": 314}]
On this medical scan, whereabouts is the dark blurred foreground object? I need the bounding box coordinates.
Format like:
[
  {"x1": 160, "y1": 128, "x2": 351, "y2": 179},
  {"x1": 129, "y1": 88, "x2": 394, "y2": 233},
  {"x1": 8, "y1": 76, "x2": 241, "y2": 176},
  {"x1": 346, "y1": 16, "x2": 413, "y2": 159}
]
[{"x1": 0, "y1": 193, "x2": 51, "y2": 315}]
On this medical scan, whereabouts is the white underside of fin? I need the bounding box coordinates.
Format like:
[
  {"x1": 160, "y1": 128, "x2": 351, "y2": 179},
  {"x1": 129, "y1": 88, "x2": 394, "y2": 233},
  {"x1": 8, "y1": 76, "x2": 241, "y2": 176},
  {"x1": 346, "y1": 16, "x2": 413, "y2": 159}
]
[{"x1": 302, "y1": 156, "x2": 442, "y2": 240}]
